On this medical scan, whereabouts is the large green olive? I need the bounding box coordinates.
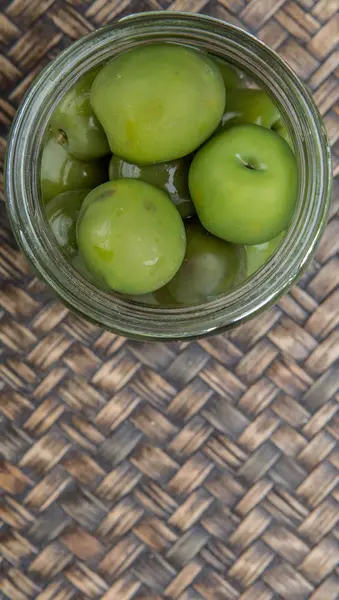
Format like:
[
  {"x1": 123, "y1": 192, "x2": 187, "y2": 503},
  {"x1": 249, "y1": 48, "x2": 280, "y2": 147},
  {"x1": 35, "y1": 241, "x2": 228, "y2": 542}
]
[
  {"x1": 90, "y1": 43, "x2": 226, "y2": 164},
  {"x1": 189, "y1": 125, "x2": 298, "y2": 245},
  {"x1": 77, "y1": 179, "x2": 186, "y2": 295},
  {"x1": 108, "y1": 154, "x2": 195, "y2": 219},
  {"x1": 45, "y1": 189, "x2": 89, "y2": 256},
  {"x1": 40, "y1": 137, "x2": 107, "y2": 203},
  {"x1": 49, "y1": 68, "x2": 110, "y2": 161},
  {"x1": 154, "y1": 221, "x2": 246, "y2": 305}
]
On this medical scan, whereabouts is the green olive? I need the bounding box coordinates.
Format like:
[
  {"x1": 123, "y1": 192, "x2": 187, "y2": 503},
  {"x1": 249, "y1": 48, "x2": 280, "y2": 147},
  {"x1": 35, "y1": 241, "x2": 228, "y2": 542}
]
[
  {"x1": 90, "y1": 43, "x2": 226, "y2": 164},
  {"x1": 45, "y1": 189, "x2": 89, "y2": 256},
  {"x1": 49, "y1": 68, "x2": 110, "y2": 161},
  {"x1": 154, "y1": 220, "x2": 246, "y2": 305},
  {"x1": 212, "y1": 56, "x2": 245, "y2": 91},
  {"x1": 189, "y1": 125, "x2": 298, "y2": 245},
  {"x1": 40, "y1": 137, "x2": 107, "y2": 203},
  {"x1": 77, "y1": 179, "x2": 186, "y2": 295},
  {"x1": 221, "y1": 88, "x2": 291, "y2": 145},
  {"x1": 108, "y1": 154, "x2": 195, "y2": 219},
  {"x1": 246, "y1": 231, "x2": 285, "y2": 277}
]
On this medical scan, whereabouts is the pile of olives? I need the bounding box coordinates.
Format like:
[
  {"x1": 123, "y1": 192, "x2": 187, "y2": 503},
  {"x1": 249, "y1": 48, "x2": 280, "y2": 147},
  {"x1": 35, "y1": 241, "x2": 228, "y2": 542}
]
[{"x1": 42, "y1": 43, "x2": 297, "y2": 306}]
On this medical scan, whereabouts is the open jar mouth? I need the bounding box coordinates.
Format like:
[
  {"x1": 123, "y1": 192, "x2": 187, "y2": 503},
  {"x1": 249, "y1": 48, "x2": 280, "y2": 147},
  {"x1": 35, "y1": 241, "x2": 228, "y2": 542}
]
[{"x1": 5, "y1": 11, "x2": 332, "y2": 340}]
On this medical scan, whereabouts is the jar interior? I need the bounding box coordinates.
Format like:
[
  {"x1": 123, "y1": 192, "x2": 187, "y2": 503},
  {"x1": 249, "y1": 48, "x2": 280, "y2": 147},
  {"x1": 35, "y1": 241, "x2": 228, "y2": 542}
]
[{"x1": 43, "y1": 43, "x2": 291, "y2": 309}]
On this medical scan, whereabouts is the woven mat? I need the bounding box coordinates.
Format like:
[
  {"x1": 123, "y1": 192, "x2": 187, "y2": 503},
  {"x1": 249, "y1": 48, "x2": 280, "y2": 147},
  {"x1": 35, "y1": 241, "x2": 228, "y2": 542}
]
[{"x1": 1, "y1": 1, "x2": 339, "y2": 599}]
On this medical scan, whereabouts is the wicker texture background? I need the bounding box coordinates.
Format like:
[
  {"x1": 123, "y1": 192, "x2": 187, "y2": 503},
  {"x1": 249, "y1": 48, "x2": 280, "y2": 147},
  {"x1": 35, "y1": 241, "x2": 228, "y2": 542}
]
[{"x1": 1, "y1": 1, "x2": 339, "y2": 599}]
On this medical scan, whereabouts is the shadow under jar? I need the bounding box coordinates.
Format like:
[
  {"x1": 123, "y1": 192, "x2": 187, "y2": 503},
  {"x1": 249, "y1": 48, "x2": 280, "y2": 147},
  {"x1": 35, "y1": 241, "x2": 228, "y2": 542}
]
[{"x1": 5, "y1": 11, "x2": 332, "y2": 340}]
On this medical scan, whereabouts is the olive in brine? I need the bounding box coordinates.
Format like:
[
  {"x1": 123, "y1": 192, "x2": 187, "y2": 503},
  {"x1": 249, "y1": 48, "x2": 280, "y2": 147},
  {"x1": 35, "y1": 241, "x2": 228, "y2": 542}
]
[
  {"x1": 49, "y1": 68, "x2": 110, "y2": 161},
  {"x1": 108, "y1": 154, "x2": 195, "y2": 219},
  {"x1": 40, "y1": 137, "x2": 107, "y2": 203}
]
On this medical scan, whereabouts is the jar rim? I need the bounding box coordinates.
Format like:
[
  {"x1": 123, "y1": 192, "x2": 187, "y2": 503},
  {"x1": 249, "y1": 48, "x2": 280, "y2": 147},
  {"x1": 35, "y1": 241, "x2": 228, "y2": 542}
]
[{"x1": 5, "y1": 11, "x2": 332, "y2": 340}]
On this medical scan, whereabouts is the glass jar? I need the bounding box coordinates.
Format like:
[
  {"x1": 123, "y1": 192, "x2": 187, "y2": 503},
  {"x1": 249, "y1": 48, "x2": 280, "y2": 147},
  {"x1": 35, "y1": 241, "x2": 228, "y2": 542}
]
[{"x1": 5, "y1": 11, "x2": 332, "y2": 340}]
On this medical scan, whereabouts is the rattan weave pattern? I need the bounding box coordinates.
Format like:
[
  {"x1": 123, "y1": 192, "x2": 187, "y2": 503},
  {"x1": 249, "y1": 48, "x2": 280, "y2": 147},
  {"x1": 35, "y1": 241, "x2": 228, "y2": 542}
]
[{"x1": 1, "y1": 1, "x2": 339, "y2": 599}]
